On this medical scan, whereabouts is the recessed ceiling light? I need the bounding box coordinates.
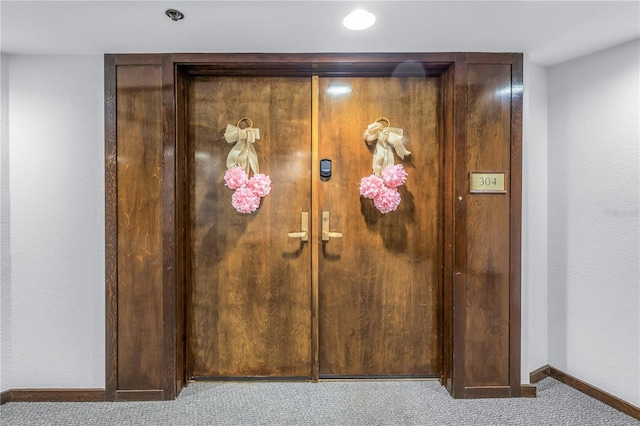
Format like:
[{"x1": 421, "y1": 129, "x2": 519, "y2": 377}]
[
  {"x1": 165, "y1": 9, "x2": 185, "y2": 21},
  {"x1": 343, "y1": 9, "x2": 376, "y2": 31}
]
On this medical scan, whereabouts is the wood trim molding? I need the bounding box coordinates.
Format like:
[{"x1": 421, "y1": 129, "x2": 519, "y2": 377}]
[
  {"x1": 106, "y1": 52, "x2": 524, "y2": 401},
  {"x1": 1, "y1": 389, "x2": 105, "y2": 404},
  {"x1": 439, "y1": 60, "x2": 455, "y2": 393},
  {"x1": 115, "y1": 389, "x2": 165, "y2": 401},
  {"x1": 520, "y1": 384, "x2": 537, "y2": 398},
  {"x1": 530, "y1": 365, "x2": 640, "y2": 421},
  {"x1": 161, "y1": 54, "x2": 179, "y2": 400},
  {"x1": 104, "y1": 53, "x2": 118, "y2": 402},
  {"x1": 105, "y1": 54, "x2": 177, "y2": 401},
  {"x1": 0, "y1": 388, "x2": 170, "y2": 404},
  {"x1": 310, "y1": 76, "x2": 320, "y2": 381},
  {"x1": 529, "y1": 364, "x2": 551, "y2": 384},
  {"x1": 463, "y1": 386, "x2": 512, "y2": 398},
  {"x1": 507, "y1": 53, "x2": 524, "y2": 397},
  {"x1": 450, "y1": 52, "x2": 468, "y2": 398}
]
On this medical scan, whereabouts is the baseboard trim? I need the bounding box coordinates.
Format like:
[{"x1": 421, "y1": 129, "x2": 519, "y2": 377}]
[
  {"x1": 115, "y1": 389, "x2": 164, "y2": 401},
  {"x1": 0, "y1": 390, "x2": 11, "y2": 405},
  {"x1": 462, "y1": 386, "x2": 512, "y2": 398},
  {"x1": 1, "y1": 389, "x2": 105, "y2": 404},
  {"x1": 530, "y1": 365, "x2": 640, "y2": 421},
  {"x1": 529, "y1": 364, "x2": 551, "y2": 384},
  {"x1": 520, "y1": 384, "x2": 536, "y2": 398}
]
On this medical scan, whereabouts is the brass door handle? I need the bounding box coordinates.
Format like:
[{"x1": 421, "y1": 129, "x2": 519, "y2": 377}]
[
  {"x1": 322, "y1": 211, "x2": 343, "y2": 241},
  {"x1": 324, "y1": 231, "x2": 343, "y2": 240},
  {"x1": 288, "y1": 232, "x2": 307, "y2": 239},
  {"x1": 288, "y1": 212, "x2": 309, "y2": 242}
]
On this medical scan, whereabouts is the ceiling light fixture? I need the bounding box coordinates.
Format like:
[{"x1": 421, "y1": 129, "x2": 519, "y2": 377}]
[
  {"x1": 343, "y1": 9, "x2": 376, "y2": 31},
  {"x1": 165, "y1": 9, "x2": 185, "y2": 21}
]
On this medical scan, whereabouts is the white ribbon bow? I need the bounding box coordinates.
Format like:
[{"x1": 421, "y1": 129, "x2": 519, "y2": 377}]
[
  {"x1": 224, "y1": 124, "x2": 261, "y2": 174},
  {"x1": 364, "y1": 121, "x2": 411, "y2": 176}
]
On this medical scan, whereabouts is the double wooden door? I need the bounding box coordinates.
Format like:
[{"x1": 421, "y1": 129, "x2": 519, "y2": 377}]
[{"x1": 186, "y1": 74, "x2": 442, "y2": 379}]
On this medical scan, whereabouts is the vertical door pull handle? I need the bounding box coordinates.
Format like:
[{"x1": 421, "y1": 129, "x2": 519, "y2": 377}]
[
  {"x1": 287, "y1": 212, "x2": 309, "y2": 242},
  {"x1": 322, "y1": 211, "x2": 343, "y2": 241}
]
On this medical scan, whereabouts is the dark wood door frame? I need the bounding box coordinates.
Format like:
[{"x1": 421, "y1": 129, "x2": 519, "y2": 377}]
[{"x1": 105, "y1": 52, "x2": 523, "y2": 401}]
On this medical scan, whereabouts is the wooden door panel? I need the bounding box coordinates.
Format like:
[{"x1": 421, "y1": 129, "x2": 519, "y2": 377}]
[
  {"x1": 116, "y1": 65, "x2": 165, "y2": 391},
  {"x1": 464, "y1": 64, "x2": 512, "y2": 387},
  {"x1": 187, "y1": 76, "x2": 312, "y2": 378},
  {"x1": 317, "y1": 77, "x2": 442, "y2": 376},
  {"x1": 187, "y1": 75, "x2": 443, "y2": 378}
]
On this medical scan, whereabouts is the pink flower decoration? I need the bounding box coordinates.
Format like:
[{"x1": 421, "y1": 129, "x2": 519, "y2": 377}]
[
  {"x1": 248, "y1": 173, "x2": 272, "y2": 198},
  {"x1": 231, "y1": 186, "x2": 261, "y2": 214},
  {"x1": 224, "y1": 167, "x2": 249, "y2": 189},
  {"x1": 381, "y1": 164, "x2": 407, "y2": 188},
  {"x1": 373, "y1": 186, "x2": 401, "y2": 214},
  {"x1": 359, "y1": 174, "x2": 384, "y2": 199}
]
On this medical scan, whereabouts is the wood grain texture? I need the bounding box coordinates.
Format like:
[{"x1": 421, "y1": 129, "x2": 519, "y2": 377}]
[
  {"x1": 317, "y1": 76, "x2": 442, "y2": 376},
  {"x1": 507, "y1": 53, "x2": 524, "y2": 395},
  {"x1": 451, "y1": 53, "x2": 469, "y2": 397},
  {"x1": 174, "y1": 53, "x2": 456, "y2": 77},
  {"x1": 463, "y1": 63, "x2": 512, "y2": 387},
  {"x1": 186, "y1": 76, "x2": 312, "y2": 378},
  {"x1": 520, "y1": 384, "x2": 537, "y2": 398},
  {"x1": 105, "y1": 53, "x2": 523, "y2": 399},
  {"x1": 463, "y1": 386, "x2": 512, "y2": 398},
  {"x1": 116, "y1": 65, "x2": 165, "y2": 390},
  {"x1": 175, "y1": 67, "x2": 189, "y2": 394},
  {"x1": 310, "y1": 76, "x2": 321, "y2": 380},
  {"x1": 529, "y1": 364, "x2": 551, "y2": 384},
  {"x1": 104, "y1": 54, "x2": 118, "y2": 401},
  {"x1": 115, "y1": 389, "x2": 165, "y2": 401},
  {"x1": 440, "y1": 64, "x2": 455, "y2": 391},
  {"x1": 161, "y1": 55, "x2": 178, "y2": 399}
]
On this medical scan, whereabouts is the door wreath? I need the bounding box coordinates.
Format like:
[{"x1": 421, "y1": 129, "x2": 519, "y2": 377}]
[
  {"x1": 222, "y1": 117, "x2": 272, "y2": 214},
  {"x1": 359, "y1": 117, "x2": 411, "y2": 213}
]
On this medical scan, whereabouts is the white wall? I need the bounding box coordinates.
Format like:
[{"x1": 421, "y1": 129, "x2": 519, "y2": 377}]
[
  {"x1": 1, "y1": 53, "x2": 12, "y2": 392},
  {"x1": 2, "y1": 55, "x2": 105, "y2": 389},
  {"x1": 548, "y1": 38, "x2": 640, "y2": 406},
  {"x1": 522, "y1": 58, "x2": 549, "y2": 383}
]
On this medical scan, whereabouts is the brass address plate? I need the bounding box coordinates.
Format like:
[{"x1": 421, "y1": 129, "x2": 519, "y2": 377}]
[{"x1": 470, "y1": 172, "x2": 507, "y2": 193}]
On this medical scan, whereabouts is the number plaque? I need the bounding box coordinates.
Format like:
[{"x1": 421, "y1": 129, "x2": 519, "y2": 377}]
[{"x1": 470, "y1": 172, "x2": 506, "y2": 193}]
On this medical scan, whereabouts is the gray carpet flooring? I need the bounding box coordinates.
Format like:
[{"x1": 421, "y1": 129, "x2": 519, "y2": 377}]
[{"x1": 1, "y1": 378, "x2": 638, "y2": 425}]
